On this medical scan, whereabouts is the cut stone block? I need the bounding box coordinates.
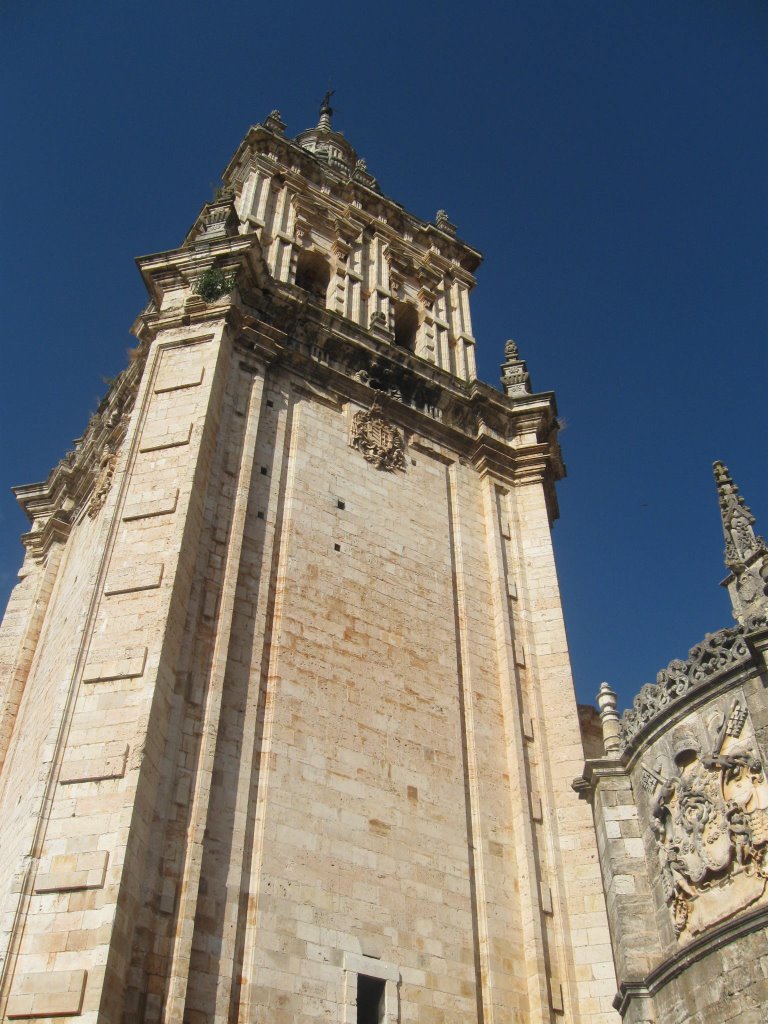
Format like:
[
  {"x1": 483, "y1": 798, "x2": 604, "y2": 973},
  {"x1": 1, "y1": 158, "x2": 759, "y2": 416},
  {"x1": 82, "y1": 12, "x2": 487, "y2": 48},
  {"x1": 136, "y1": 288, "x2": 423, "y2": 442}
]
[
  {"x1": 155, "y1": 363, "x2": 204, "y2": 393},
  {"x1": 123, "y1": 488, "x2": 179, "y2": 521},
  {"x1": 83, "y1": 646, "x2": 147, "y2": 683},
  {"x1": 60, "y1": 744, "x2": 128, "y2": 784},
  {"x1": 7, "y1": 969, "x2": 87, "y2": 1018},
  {"x1": 104, "y1": 563, "x2": 163, "y2": 596},
  {"x1": 35, "y1": 850, "x2": 108, "y2": 893},
  {"x1": 139, "y1": 422, "x2": 192, "y2": 452}
]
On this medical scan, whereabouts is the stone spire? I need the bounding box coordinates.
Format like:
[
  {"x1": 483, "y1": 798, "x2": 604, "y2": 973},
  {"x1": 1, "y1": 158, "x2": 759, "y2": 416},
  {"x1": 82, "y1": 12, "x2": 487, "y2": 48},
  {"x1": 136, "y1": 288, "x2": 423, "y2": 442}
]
[
  {"x1": 294, "y1": 92, "x2": 362, "y2": 178},
  {"x1": 714, "y1": 461, "x2": 768, "y2": 625},
  {"x1": 318, "y1": 89, "x2": 334, "y2": 131}
]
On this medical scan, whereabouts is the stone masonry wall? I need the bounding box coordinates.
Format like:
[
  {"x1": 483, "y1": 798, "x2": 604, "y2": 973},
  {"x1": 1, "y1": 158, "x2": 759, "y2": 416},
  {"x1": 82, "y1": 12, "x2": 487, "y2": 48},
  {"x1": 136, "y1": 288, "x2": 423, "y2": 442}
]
[{"x1": 0, "y1": 317, "x2": 618, "y2": 1022}]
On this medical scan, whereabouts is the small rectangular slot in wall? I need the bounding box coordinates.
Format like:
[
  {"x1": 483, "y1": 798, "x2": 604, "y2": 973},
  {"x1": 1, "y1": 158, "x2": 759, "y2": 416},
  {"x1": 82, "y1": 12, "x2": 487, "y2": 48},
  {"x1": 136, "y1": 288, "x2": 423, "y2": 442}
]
[
  {"x1": 531, "y1": 793, "x2": 543, "y2": 822},
  {"x1": 357, "y1": 975, "x2": 385, "y2": 1024},
  {"x1": 266, "y1": 399, "x2": 274, "y2": 408},
  {"x1": 260, "y1": 466, "x2": 268, "y2": 475},
  {"x1": 540, "y1": 882, "x2": 554, "y2": 915},
  {"x1": 334, "y1": 543, "x2": 342, "y2": 552},
  {"x1": 337, "y1": 499, "x2": 346, "y2": 510},
  {"x1": 549, "y1": 977, "x2": 564, "y2": 1013}
]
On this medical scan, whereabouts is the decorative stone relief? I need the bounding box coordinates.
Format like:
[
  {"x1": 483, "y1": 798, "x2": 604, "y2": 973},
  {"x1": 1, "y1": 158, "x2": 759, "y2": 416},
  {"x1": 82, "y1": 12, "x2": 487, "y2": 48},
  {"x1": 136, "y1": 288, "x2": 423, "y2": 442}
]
[
  {"x1": 643, "y1": 700, "x2": 768, "y2": 938},
  {"x1": 351, "y1": 355, "x2": 440, "y2": 416},
  {"x1": 620, "y1": 624, "x2": 761, "y2": 747},
  {"x1": 87, "y1": 448, "x2": 118, "y2": 519},
  {"x1": 350, "y1": 402, "x2": 406, "y2": 472}
]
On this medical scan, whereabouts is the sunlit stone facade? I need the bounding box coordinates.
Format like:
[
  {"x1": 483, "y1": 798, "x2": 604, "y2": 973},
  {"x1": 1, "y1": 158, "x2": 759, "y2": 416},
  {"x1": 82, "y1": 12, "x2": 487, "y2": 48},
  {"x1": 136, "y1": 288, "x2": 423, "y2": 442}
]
[{"x1": 14, "y1": 100, "x2": 764, "y2": 1023}]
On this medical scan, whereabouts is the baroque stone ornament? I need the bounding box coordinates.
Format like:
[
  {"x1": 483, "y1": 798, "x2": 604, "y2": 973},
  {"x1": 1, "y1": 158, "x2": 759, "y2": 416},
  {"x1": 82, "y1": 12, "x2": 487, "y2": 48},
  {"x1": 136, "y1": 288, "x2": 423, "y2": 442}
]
[
  {"x1": 645, "y1": 701, "x2": 768, "y2": 938},
  {"x1": 350, "y1": 401, "x2": 406, "y2": 472},
  {"x1": 620, "y1": 625, "x2": 757, "y2": 748},
  {"x1": 87, "y1": 448, "x2": 118, "y2": 519},
  {"x1": 499, "y1": 338, "x2": 532, "y2": 398}
]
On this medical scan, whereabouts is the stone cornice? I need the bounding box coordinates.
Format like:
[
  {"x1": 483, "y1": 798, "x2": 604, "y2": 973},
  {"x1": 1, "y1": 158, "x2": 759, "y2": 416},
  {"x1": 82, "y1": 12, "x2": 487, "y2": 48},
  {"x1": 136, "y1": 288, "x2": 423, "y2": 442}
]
[
  {"x1": 618, "y1": 618, "x2": 768, "y2": 762},
  {"x1": 17, "y1": 211, "x2": 561, "y2": 556},
  {"x1": 13, "y1": 346, "x2": 147, "y2": 560},
  {"x1": 613, "y1": 903, "x2": 768, "y2": 1016},
  {"x1": 572, "y1": 758, "x2": 628, "y2": 798},
  {"x1": 230, "y1": 290, "x2": 563, "y2": 501}
]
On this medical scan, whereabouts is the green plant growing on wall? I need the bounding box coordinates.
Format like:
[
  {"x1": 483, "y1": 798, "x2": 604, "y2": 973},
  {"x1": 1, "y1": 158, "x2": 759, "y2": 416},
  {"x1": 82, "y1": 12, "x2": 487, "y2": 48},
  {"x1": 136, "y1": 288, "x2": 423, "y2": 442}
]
[{"x1": 194, "y1": 267, "x2": 238, "y2": 302}]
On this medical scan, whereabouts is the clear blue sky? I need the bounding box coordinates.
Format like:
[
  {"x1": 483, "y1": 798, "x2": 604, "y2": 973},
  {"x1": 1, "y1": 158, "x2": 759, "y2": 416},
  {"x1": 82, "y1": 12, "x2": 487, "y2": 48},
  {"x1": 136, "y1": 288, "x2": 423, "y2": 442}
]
[{"x1": 1, "y1": 1, "x2": 765, "y2": 711}]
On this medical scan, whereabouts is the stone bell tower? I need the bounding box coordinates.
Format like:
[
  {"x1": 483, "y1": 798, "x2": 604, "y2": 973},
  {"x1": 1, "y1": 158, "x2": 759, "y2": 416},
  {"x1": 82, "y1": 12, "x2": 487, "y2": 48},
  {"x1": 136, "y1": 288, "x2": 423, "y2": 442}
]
[{"x1": 0, "y1": 102, "x2": 616, "y2": 1023}]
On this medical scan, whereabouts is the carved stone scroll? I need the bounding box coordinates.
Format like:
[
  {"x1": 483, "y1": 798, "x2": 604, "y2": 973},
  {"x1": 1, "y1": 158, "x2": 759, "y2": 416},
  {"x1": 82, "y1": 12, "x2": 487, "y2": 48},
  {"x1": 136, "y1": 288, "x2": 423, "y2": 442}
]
[{"x1": 620, "y1": 625, "x2": 759, "y2": 748}]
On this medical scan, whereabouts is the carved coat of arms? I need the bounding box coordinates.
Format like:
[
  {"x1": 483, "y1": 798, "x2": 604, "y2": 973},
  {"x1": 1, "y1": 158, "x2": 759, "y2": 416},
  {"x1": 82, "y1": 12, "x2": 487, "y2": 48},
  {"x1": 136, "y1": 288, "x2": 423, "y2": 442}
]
[
  {"x1": 350, "y1": 403, "x2": 406, "y2": 472},
  {"x1": 645, "y1": 700, "x2": 768, "y2": 938}
]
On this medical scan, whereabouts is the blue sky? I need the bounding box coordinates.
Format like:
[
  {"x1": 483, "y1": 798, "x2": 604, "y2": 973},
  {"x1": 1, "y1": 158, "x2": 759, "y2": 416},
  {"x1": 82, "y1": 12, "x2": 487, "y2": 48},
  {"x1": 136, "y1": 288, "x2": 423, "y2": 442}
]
[{"x1": 1, "y1": 1, "x2": 765, "y2": 711}]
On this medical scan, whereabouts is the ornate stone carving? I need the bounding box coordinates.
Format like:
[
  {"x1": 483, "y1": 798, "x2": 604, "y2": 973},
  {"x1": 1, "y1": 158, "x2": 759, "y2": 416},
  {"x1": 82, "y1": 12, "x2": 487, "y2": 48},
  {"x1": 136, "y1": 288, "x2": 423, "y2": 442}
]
[
  {"x1": 434, "y1": 210, "x2": 457, "y2": 236},
  {"x1": 715, "y1": 461, "x2": 766, "y2": 569},
  {"x1": 264, "y1": 110, "x2": 286, "y2": 135},
  {"x1": 714, "y1": 462, "x2": 768, "y2": 625},
  {"x1": 351, "y1": 355, "x2": 440, "y2": 416},
  {"x1": 350, "y1": 402, "x2": 406, "y2": 472},
  {"x1": 644, "y1": 701, "x2": 768, "y2": 938},
  {"x1": 499, "y1": 338, "x2": 531, "y2": 398},
  {"x1": 87, "y1": 449, "x2": 118, "y2": 519},
  {"x1": 620, "y1": 625, "x2": 758, "y2": 747}
]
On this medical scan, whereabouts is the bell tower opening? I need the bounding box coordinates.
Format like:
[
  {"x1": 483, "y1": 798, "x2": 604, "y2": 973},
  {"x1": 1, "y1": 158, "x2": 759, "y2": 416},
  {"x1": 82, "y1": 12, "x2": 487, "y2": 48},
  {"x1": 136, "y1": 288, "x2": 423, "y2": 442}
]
[
  {"x1": 295, "y1": 249, "x2": 330, "y2": 304},
  {"x1": 393, "y1": 301, "x2": 418, "y2": 351}
]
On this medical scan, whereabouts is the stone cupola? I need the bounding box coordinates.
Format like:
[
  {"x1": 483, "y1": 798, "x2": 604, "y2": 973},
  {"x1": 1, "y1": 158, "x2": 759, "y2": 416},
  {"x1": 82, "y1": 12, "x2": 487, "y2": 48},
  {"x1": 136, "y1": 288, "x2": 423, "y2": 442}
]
[{"x1": 294, "y1": 91, "x2": 361, "y2": 177}]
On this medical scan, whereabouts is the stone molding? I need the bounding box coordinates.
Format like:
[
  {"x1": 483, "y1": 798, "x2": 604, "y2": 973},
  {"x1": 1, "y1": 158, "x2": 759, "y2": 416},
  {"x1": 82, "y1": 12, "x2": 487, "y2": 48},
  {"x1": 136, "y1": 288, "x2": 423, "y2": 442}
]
[{"x1": 613, "y1": 903, "x2": 768, "y2": 1016}]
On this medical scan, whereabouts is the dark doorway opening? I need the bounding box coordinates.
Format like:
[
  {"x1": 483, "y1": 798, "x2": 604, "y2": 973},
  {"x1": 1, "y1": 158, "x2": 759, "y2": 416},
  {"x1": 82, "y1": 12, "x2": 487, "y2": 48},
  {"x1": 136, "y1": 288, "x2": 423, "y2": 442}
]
[{"x1": 357, "y1": 974, "x2": 385, "y2": 1024}]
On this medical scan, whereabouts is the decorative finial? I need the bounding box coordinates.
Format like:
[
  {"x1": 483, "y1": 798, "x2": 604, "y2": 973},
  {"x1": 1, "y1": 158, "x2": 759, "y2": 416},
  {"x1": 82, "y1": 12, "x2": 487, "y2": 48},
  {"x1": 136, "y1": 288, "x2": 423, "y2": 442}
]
[
  {"x1": 500, "y1": 338, "x2": 530, "y2": 398},
  {"x1": 713, "y1": 461, "x2": 768, "y2": 626},
  {"x1": 264, "y1": 109, "x2": 286, "y2": 135},
  {"x1": 596, "y1": 682, "x2": 622, "y2": 756},
  {"x1": 504, "y1": 338, "x2": 519, "y2": 361},
  {"x1": 318, "y1": 89, "x2": 335, "y2": 131},
  {"x1": 434, "y1": 210, "x2": 457, "y2": 236}
]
